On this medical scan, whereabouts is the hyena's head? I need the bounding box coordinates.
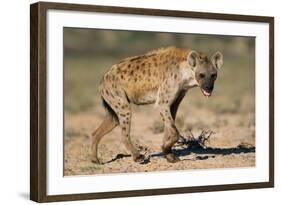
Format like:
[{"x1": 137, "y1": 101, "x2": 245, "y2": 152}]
[{"x1": 187, "y1": 51, "x2": 223, "y2": 97}]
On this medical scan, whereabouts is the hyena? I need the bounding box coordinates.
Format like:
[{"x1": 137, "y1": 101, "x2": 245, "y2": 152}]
[{"x1": 91, "y1": 46, "x2": 223, "y2": 164}]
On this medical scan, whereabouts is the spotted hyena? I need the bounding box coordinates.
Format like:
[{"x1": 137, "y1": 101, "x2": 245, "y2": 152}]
[{"x1": 91, "y1": 46, "x2": 223, "y2": 164}]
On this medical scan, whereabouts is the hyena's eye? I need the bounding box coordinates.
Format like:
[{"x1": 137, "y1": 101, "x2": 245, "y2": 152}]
[
  {"x1": 199, "y1": 73, "x2": 205, "y2": 78},
  {"x1": 211, "y1": 73, "x2": 217, "y2": 79}
]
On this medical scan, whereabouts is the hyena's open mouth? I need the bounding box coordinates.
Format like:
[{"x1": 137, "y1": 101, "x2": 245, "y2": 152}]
[{"x1": 201, "y1": 88, "x2": 212, "y2": 97}]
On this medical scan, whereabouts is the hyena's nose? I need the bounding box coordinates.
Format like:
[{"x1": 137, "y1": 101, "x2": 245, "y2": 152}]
[{"x1": 205, "y1": 85, "x2": 213, "y2": 91}]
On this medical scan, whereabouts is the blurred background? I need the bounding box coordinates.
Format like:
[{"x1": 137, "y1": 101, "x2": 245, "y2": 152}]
[{"x1": 64, "y1": 28, "x2": 255, "y2": 114}]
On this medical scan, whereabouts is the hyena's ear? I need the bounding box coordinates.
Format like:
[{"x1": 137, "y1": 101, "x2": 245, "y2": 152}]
[
  {"x1": 211, "y1": 51, "x2": 223, "y2": 70},
  {"x1": 187, "y1": 50, "x2": 199, "y2": 69}
]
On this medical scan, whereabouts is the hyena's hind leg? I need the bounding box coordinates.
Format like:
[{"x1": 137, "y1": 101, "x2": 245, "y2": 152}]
[
  {"x1": 117, "y1": 103, "x2": 145, "y2": 162},
  {"x1": 100, "y1": 85, "x2": 144, "y2": 162},
  {"x1": 91, "y1": 100, "x2": 119, "y2": 164}
]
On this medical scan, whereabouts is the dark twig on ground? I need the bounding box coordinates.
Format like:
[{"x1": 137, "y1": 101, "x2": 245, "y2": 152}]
[{"x1": 177, "y1": 128, "x2": 215, "y2": 149}]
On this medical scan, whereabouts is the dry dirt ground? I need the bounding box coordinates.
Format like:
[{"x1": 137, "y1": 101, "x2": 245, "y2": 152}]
[{"x1": 64, "y1": 101, "x2": 255, "y2": 176}]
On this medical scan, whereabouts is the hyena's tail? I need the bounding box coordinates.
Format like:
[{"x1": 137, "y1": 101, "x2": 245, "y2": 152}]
[
  {"x1": 101, "y1": 96, "x2": 119, "y2": 122},
  {"x1": 98, "y1": 79, "x2": 119, "y2": 122}
]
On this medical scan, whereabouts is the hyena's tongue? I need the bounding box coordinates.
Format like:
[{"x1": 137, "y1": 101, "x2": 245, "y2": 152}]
[{"x1": 201, "y1": 89, "x2": 212, "y2": 97}]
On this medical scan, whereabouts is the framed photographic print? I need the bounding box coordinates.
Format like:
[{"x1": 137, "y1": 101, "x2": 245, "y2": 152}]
[{"x1": 30, "y1": 1, "x2": 274, "y2": 202}]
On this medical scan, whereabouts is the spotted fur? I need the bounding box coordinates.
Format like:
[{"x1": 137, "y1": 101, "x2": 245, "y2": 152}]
[{"x1": 91, "y1": 46, "x2": 223, "y2": 163}]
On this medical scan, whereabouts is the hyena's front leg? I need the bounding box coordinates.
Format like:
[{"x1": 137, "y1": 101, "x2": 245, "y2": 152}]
[
  {"x1": 170, "y1": 91, "x2": 186, "y2": 121},
  {"x1": 157, "y1": 80, "x2": 181, "y2": 163}
]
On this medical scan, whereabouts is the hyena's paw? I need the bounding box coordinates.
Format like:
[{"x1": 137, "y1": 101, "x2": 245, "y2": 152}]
[
  {"x1": 133, "y1": 153, "x2": 145, "y2": 163},
  {"x1": 165, "y1": 153, "x2": 180, "y2": 163}
]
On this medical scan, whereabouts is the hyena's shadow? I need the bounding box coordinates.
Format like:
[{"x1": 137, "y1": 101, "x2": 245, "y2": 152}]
[
  {"x1": 152, "y1": 144, "x2": 255, "y2": 159},
  {"x1": 104, "y1": 143, "x2": 255, "y2": 164}
]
